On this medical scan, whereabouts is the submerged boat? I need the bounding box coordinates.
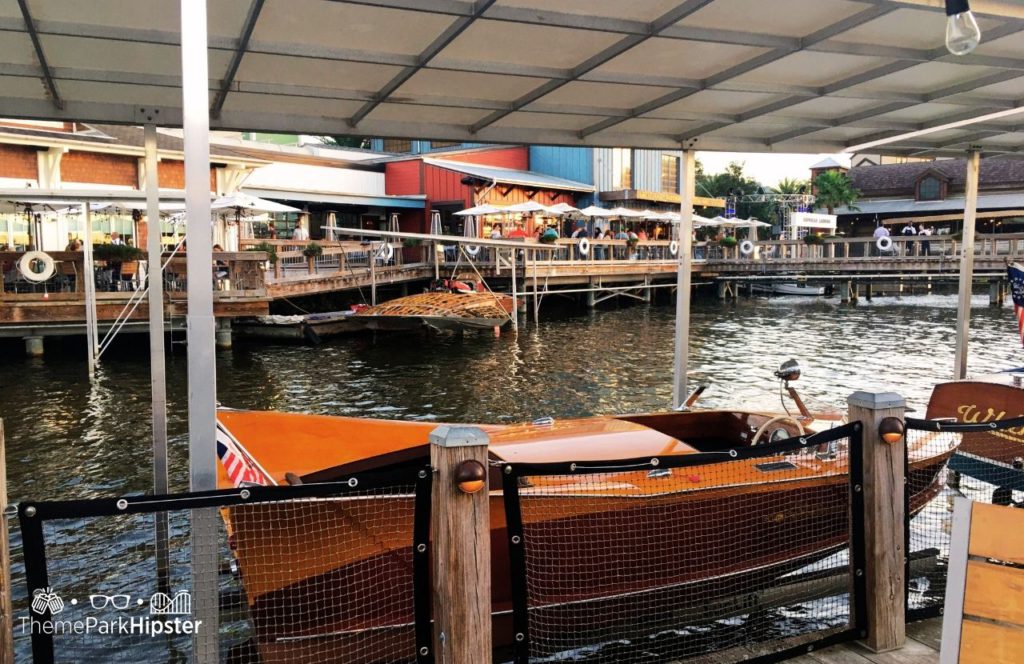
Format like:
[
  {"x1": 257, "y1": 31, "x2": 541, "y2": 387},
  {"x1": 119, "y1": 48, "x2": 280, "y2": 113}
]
[
  {"x1": 351, "y1": 286, "x2": 514, "y2": 332},
  {"x1": 216, "y1": 391, "x2": 953, "y2": 661},
  {"x1": 234, "y1": 310, "x2": 363, "y2": 343},
  {"x1": 925, "y1": 369, "x2": 1024, "y2": 464}
]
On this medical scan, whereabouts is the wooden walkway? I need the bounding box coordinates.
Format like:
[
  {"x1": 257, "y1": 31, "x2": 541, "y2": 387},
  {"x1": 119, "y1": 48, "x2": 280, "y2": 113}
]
[{"x1": 793, "y1": 620, "x2": 941, "y2": 664}]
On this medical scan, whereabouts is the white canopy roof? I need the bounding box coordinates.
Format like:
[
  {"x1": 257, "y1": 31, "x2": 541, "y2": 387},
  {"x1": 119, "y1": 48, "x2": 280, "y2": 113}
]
[
  {"x1": 576, "y1": 206, "x2": 618, "y2": 218},
  {"x1": 4, "y1": 1, "x2": 1024, "y2": 156}
]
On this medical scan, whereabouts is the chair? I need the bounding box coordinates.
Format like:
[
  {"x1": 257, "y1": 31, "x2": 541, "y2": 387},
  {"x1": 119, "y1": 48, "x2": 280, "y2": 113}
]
[
  {"x1": 118, "y1": 261, "x2": 139, "y2": 291},
  {"x1": 940, "y1": 498, "x2": 1024, "y2": 664}
]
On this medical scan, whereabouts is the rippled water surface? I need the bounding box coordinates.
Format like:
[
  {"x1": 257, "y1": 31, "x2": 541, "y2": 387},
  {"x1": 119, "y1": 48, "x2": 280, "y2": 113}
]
[{"x1": 1, "y1": 292, "x2": 1019, "y2": 502}]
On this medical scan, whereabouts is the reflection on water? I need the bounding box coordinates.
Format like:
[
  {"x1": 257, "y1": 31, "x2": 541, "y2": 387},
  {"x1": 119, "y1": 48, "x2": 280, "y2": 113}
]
[{"x1": 0, "y1": 292, "x2": 1018, "y2": 502}]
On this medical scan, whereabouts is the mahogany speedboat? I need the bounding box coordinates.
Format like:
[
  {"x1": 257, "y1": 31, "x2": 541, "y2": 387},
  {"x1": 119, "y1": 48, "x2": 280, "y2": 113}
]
[
  {"x1": 215, "y1": 394, "x2": 953, "y2": 662},
  {"x1": 925, "y1": 369, "x2": 1024, "y2": 464}
]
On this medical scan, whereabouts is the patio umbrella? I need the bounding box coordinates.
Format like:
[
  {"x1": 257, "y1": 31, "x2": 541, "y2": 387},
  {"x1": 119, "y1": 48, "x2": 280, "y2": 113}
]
[
  {"x1": 608, "y1": 207, "x2": 646, "y2": 218},
  {"x1": 212, "y1": 192, "x2": 301, "y2": 214},
  {"x1": 576, "y1": 205, "x2": 617, "y2": 217},
  {"x1": 547, "y1": 202, "x2": 579, "y2": 215},
  {"x1": 505, "y1": 201, "x2": 554, "y2": 214},
  {"x1": 454, "y1": 204, "x2": 505, "y2": 216},
  {"x1": 325, "y1": 212, "x2": 337, "y2": 241}
]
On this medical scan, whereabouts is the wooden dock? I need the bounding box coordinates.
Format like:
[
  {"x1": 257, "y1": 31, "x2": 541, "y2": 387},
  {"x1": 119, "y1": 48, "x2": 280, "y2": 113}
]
[{"x1": 789, "y1": 620, "x2": 941, "y2": 664}]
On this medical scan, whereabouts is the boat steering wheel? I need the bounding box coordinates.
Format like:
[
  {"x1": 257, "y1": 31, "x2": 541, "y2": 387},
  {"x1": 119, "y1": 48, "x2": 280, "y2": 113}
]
[{"x1": 750, "y1": 415, "x2": 806, "y2": 446}]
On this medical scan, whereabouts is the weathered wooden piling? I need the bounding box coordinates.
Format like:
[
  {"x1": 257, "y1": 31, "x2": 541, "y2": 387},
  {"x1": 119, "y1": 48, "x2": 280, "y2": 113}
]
[
  {"x1": 849, "y1": 391, "x2": 907, "y2": 653},
  {"x1": 429, "y1": 425, "x2": 492, "y2": 663}
]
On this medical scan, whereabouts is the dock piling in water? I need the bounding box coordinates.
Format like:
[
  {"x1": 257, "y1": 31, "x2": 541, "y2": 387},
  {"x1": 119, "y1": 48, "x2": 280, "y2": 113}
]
[{"x1": 0, "y1": 420, "x2": 11, "y2": 664}]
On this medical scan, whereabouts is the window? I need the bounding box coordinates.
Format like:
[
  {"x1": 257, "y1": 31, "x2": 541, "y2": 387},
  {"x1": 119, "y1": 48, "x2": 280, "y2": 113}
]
[
  {"x1": 917, "y1": 176, "x2": 942, "y2": 201},
  {"x1": 661, "y1": 154, "x2": 679, "y2": 194},
  {"x1": 382, "y1": 139, "x2": 413, "y2": 153},
  {"x1": 429, "y1": 141, "x2": 461, "y2": 149},
  {"x1": 611, "y1": 148, "x2": 632, "y2": 189}
]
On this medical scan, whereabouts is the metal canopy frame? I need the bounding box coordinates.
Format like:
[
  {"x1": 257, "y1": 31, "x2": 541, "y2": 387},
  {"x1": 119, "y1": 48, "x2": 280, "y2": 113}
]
[{"x1": 2, "y1": 0, "x2": 1024, "y2": 155}]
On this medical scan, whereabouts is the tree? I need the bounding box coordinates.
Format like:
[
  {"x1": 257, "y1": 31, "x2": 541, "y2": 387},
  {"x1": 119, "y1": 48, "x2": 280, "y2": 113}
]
[
  {"x1": 812, "y1": 171, "x2": 860, "y2": 215},
  {"x1": 771, "y1": 177, "x2": 809, "y2": 195},
  {"x1": 317, "y1": 135, "x2": 369, "y2": 149},
  {"x1": 696, "y1": 161, "x2": 774, "y2": 228}
]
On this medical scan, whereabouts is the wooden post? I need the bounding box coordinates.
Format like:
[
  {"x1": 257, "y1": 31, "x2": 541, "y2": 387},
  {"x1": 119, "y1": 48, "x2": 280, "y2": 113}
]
[
  {"x1": 954, "y1": 149, "x2": 981, "y2": 380},
  {"x1": 429, "y1": 425, "x2": 491, "y2": 663},
  {"x1": 0, "y1": 420, "x2": 11, "y2": 664},
  {"x1": 848, "y1": 391, "x2": 906, "y2": 653},
  {"x1": 370, "y1": 247, "x2": 377, "y2": 306}
]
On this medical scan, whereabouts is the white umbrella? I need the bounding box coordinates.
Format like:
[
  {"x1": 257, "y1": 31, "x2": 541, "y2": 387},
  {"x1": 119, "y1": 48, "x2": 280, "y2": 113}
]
[
  {"x1": 454, "y1": 204, "x2": 505, "y2": 216},
  {"x1": 576, "y1": 205, "x2": 617, "y2": 217},
  {"x1": 212, "y1": 192, "x2": 301, "y2": 214},
  {"x1": 608, "y1": 207, "x2": 646, "y2": 218},
  {"x1": 547, "y1": 202, "x2": 579, "y2": 215},
  {"x1": 505, "y1": 201, "x2": 554, "y2": 214}
]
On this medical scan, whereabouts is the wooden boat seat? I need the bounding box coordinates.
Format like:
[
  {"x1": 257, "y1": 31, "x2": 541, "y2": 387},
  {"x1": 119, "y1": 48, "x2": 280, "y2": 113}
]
[{"x1": 940, "y1": 499, "x2": 1024, "y2": 664}]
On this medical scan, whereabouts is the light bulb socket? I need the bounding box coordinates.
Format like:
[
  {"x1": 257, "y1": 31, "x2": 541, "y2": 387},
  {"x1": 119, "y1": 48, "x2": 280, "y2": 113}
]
[
  {"x1": 945, "y1": 0, "x2": 970, "y2": 16},
  {"x1": 878, "y1": 417, "x2": 906, "y2": 444},
  {"x1": 454, "y1": 459, "x2": 487, "y2": 494}
]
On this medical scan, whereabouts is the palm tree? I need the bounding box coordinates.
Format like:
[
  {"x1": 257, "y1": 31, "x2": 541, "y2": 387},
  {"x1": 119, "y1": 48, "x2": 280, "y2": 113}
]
[
  {"x1": 812, "y1": 171, "x2": 860, "y2": 215},
  {"x1": 772, "y1": 177, "x2": 808, "y2": 195}
]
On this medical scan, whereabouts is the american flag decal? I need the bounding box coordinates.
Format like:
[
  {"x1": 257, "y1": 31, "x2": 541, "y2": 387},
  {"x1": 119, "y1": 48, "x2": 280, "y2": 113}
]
[
  {"x1": 216, "y1": 423, "x2": 274, "y2": 487},
  {"x1": 1009, "y1": 262, "x2": 1024, "y2": 348}
]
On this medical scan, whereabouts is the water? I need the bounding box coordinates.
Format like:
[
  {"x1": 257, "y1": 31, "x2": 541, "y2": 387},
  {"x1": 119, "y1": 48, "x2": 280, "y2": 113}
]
[
  {"x1": 1, "y1": 291, "x2": 1018, "y2": 501},
  {"x1": 0, "y1": 292, "x2": 1019, "y2": 661}
]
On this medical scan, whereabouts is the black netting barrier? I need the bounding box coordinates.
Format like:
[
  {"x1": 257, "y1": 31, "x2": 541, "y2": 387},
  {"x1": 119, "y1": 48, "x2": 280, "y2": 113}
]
[
  {"x1": 15, "y1": 467, "x2": 433, "y2": 664},
  {"x1": 501, "y1": 423, "x2": 871, "y2": 664},
  {"x1": 905, "y1": 415, "x2": 1024, "y2": 622}
]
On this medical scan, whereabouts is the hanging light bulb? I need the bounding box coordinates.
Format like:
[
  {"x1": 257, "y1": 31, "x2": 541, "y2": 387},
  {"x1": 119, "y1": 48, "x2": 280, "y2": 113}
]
[{"x1": 945, "y1": 0, "x2": 981, "y2": 56}]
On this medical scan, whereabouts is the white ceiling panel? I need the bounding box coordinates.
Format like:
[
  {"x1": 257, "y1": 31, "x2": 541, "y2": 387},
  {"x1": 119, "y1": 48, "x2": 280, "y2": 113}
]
[
  {"x1": 439, "y1": 20, "x2": 622, "y2": 70},
  {"x1": 678, "y1": 0, "x2": 867, "y2": 38},
  {"x1": 2, "y1": 0, "x2": 1024, "y2": 154},
  {"x1": 592, "y1": 38, "x2": 771, "y2": 81}
]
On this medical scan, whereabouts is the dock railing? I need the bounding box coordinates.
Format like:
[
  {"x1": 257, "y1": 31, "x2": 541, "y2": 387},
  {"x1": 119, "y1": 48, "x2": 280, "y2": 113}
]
[{"x1": 3, "y1": 392, "x2": 972, "y2": 663}]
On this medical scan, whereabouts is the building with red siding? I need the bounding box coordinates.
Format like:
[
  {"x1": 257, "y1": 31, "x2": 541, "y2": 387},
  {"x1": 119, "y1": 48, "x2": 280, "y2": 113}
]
[{"x1": 382, "y1": 146, "x2": 593, "y2": 236}]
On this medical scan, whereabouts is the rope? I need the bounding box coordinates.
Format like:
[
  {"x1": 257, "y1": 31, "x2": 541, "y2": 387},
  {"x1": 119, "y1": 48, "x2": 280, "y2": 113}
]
[{"x1": 459, "y1": 246, "x2": 513, "y2": 323}]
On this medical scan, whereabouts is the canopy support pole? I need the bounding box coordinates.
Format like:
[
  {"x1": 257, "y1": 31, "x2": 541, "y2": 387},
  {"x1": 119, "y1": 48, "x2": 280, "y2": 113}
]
[
  {"x1": 144, "y1": 124, "x2": 170, "y2": 591},
  {"x1": 181, "y1": 0, "x2": 218, "y2": 659},
  {"x1": 510, "y1": 248, "x2": 518, "y2": 331},
  {"x1": 673, "y1": 149, "x2": 696, "y2": 409},
  {"x1": 953, "y1": 148, "x2": 981, "y2": 380},
  {"x1": 82, "y1": 202, "x2": 97, "y2": 379}
]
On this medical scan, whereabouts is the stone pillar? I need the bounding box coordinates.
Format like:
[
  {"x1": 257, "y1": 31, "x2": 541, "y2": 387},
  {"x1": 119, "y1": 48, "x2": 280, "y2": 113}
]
[
  {"x1": 24, "y1": 336, "x2": 43, "y2": 357},
  {"x1": 215, "y1": 319, "x2": 232, "y2": 349}
]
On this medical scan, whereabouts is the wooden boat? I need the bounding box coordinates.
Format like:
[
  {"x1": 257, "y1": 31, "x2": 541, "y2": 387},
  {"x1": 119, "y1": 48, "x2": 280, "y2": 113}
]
[
  {"x1": 216, "y1": 405, "x2": 953, "y2": 663},
  {"x1": 234, "y1": 310, "x2": 362, "y2": 343},
  {"x1": 925, "y1": 369, "x2": 1024, "y2": 464},
  {"x1": 351, "y1": 290, "x2": 514, "y2": 332}
]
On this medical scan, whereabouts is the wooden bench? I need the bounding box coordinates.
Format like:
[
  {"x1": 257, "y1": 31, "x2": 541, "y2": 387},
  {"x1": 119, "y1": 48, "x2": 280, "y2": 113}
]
[{"x1": 940, "y1": 498, "x2": 1024, "y2": 664}]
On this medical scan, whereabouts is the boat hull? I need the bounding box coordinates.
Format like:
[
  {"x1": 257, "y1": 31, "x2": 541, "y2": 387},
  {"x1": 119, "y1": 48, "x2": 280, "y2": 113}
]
[
  {"x1": 226, "y1": 442, "x2": 950, "y2": 662},
  {"x1": 752, "y1": 282, "x2": 825, "y2": 296}
]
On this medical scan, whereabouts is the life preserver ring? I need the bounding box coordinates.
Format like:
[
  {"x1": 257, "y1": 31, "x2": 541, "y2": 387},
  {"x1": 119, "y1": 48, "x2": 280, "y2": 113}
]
[
  {"x1": 740, "y1": 240, "x2": 754, "y2": 256},
  {"x1": 669, "y1": 240, "x2": 679, "y2": 256},
  {"x1": 876, "y1": 235, "x2": 892, "y2": 252},
  {"x1": 578, "y1": 237, "x2": 590, "y2": 256},
  {"x1": 18, "y1": 251, "x2": 55, "y2": 282},
  {"x1": 464, "y1": 244, "x2": 481, "y2": 257},
  {"x1": 377, "y1": 242, "x2": 394, "y2": 262}
]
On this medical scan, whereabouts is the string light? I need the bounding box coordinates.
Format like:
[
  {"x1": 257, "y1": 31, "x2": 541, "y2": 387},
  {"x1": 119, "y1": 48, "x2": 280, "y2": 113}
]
[{"x1": 945, "y1": 0, "x2": 981, "y2": 55}]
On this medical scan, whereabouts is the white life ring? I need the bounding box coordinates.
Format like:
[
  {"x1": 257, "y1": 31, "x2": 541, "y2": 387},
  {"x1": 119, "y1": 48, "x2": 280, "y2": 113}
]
[
  {"x1": 377, "y1": 242, "x2": 394, "y2": 262},
  {"x1": 876, "y1": 235, "x2": 893, "y2": 253},
  {"x1": 669, "y1": 240, "x2": 679, "y2": 256},
  {"x1": 578, "y1": 237, "x2": 590, "y2": 256},
  {"x1": 18, "y1": 251, "x2": 55, "y2": 282},
  {"x1": 740, "y1": 240, "x2": 754, "y2": 256},
  {"x1": 464, "y1": 244, "x2": 481, "y2": 257}
]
